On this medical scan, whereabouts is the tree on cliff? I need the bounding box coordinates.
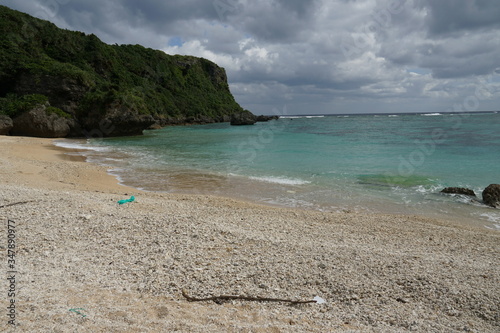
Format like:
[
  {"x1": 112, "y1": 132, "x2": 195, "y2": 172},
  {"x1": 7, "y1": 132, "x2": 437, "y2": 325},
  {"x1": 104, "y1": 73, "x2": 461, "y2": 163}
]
[{"x1": 0, "y1": 5, "x2": 246, "y2": 137}]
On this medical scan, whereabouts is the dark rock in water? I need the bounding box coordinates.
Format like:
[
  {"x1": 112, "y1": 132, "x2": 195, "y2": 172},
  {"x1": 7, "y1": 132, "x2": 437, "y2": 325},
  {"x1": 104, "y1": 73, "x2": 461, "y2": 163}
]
[
  {"x1": 256, "y1": 115, "x2": 280, "y2": 122},
  {"x1": 440, "y1": 187, "x2": 476, "y2": 197},
  {"x1": 482, "y1": 184, "x2": 500, "y2": 208},
  {"x1": 0, "y1": 115, "x2": 13, "y2": 135},
  {"x1": 231, "y1": 110, "x2": 257, "y2": 125},
  {"x1": 11, "y1": 104, "x2": 72, "y2": 138}
]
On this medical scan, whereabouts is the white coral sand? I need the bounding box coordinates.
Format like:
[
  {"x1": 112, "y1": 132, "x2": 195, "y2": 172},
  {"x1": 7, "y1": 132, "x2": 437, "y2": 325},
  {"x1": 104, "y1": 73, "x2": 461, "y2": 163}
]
[{"x1": 0, "y1": 136, "x2": 498, "y2": 332}]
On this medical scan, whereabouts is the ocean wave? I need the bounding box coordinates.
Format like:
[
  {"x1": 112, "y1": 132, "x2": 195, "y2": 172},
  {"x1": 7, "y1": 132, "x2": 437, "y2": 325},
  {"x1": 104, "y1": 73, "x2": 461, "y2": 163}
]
[
  {"x1": 421, "y1": 113, "x2": 442, "y2": 116},
  {"x1": 53, "y1": 139, "x2": 110, "y2": 152},
  {"x1": 281, "y1": 115, "x2": 325, "y2": 119},
  {"x1": 479, "y1": 212, "x2": 500, "y2": 230},
  {"x1": 249, "y1": 175, "x2": 311, "y2": 185},
  {"x1": 53, "y1": 140, "x2": 88, "y2": 150},
  {"x1": 103, "y1": 157, "x2": 124, "y2": 162},
  {"x1": 414, "y1": 184, "x2": 443, "y2": 194}
]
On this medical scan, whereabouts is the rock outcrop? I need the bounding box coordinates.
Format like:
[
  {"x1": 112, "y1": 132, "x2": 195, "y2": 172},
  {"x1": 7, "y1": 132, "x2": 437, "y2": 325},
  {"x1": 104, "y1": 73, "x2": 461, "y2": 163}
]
[
  {"x1": 482, "y1": 184, "x2": 500, "y2": 208},
  {"x1": 0, "y1": 5, "x2": 250, "y2": 138},
  {"x1": 13, "y1": 73, "x2": 89, "y2": 115},
  {"x1": 231, "y1": 110, "x2": 257, "y2": 125},
  {"x1": 11, "y1": 104, "x2": 72, "y2": 138},
  {"x1": 78, "y1": 105, "x2": 156, "y2": 137},
  {"x1": 0, "y1": 115, "x2": 13, "y2": 135},
  {"x1": 440, "y1": 187, "x2": 476, "y2": 197},
  {"x1": 256, "y1": 115, "x2": 280, "y2": 122}
]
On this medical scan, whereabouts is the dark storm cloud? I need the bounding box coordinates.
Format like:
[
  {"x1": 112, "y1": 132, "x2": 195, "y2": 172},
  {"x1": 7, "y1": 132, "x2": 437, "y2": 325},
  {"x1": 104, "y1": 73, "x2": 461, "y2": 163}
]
[
  {"x1": 418, "y1": 0, "x2": 500, "y2": 36},
  {"x1": 377, "y1": 0, "x2": 500, "y2": 79},
  {"x1": 1, "y1": 0, "x2": 499, "y2": 114},
  {"x1": 226, "y1": 0, "x2": 319, "y2": 42}
]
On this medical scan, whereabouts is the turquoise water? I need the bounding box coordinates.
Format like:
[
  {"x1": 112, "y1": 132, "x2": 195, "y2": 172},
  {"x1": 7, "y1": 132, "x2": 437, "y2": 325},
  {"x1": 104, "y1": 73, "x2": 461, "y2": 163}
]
[{"x1": 57, "y1": 112, "x2": 500, "y2": 229}]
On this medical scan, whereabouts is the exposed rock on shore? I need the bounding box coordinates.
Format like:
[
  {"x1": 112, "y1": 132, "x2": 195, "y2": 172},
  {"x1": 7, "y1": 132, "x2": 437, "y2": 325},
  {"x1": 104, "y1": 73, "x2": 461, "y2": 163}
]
[
  {"x1": 482, "y1": 184, "x2": 500, "y2": 208},
  {"x1": 256, "y1": 115, "x2": 280, "y2": 122},
  {"x1": 11, "y1": 104, "x2": 73, "y2": 138},
  {"x1": 440, "y1": 187, "x2": 476, "y2": 197},
  {"x1": 231, "y1": 110, "x2": 257, "y2": 125},
  {"x1": 0, "y1": 115, "x2": 13, "y2": 135}
]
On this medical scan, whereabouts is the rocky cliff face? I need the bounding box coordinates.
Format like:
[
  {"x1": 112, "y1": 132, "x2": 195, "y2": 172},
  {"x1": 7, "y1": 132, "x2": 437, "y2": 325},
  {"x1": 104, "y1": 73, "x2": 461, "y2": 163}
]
[
  {"x1": 13, "y1": 73, "x2": 89, "y2": 116},
  {"x1": 11, "y1": 103, "x2": 73, "y2": 138},
  {"x1": 0, "y1": 5, "x2": 248, "y2": 138}
]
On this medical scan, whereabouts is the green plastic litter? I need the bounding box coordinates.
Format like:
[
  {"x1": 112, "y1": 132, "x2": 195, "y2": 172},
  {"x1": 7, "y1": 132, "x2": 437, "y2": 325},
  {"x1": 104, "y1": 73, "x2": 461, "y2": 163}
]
[
  {"x1": 118, "y1": 195, "x2": 135, "y2": 205},
  {"x1": 69, "y1": 308, "x2": 87, "y2": 318}
]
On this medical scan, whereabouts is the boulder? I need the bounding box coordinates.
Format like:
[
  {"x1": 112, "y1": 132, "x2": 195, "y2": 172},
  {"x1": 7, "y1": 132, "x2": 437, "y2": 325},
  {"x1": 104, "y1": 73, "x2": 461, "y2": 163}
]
[
  {"x1": 440, "y1": 187, "x2": 476, "y2": 197},
  {"x1": 230, "y1": 110, "x2": 256, "y2": 125},
  {"x1": 78, "y1": 103, "x2": 156, "y2": 137},
  {"x1": 99, "y1": 114, "x2": 155, "y2": 137},
  {"x1": 256, "y1": 115, "x2": 280, "y2": 122},
  {"x1": 0, "y1": 115, "x2": 13, "y2": 135},
  {"x1": 482, "y1": 184, "x2": 500, "y2": 208},
  {"x1": 11, "y1": 105, "x2": 71, "y2": 138}
]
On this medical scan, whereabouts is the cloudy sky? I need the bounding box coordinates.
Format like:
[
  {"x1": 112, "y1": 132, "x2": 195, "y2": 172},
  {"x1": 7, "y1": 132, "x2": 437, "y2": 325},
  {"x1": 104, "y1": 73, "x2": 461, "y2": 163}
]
[{"x1": 2, "y1": 0, "x2": 500, "y2": 115}]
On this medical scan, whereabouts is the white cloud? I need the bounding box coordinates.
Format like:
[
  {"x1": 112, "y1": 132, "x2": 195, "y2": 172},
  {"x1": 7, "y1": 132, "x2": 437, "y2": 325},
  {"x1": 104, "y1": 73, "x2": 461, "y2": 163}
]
[{"x1": 2, "y1": 0, "x2": 500, "y2": 114}]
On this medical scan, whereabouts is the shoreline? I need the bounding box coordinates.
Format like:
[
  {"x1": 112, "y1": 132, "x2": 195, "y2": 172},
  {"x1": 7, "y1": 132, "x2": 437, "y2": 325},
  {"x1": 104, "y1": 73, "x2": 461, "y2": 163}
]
[
  {"x1": 1, "y1": 135, "x2": 499, "y2": 332},
  {"x1": 54, "y1": 136, "x2": 500, "y2": 231}
]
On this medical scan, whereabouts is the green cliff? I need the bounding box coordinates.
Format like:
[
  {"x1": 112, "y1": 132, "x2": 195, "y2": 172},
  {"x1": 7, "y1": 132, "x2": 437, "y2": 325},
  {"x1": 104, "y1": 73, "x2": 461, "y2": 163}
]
[{"x1": 0, "y1": 5, "x2": 247, "y2": 137}]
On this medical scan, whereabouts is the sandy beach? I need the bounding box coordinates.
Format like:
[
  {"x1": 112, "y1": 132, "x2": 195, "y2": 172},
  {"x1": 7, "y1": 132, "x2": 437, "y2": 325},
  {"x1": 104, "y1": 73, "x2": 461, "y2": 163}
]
[{"x1": 0, "y1": 136, "x2": 498, "y2": 332}]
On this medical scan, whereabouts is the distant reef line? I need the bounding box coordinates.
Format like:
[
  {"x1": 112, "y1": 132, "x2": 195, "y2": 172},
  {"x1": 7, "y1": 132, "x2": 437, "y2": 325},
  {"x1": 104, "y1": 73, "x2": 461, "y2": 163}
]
[{"x1": 0, "y1": 5, "x2": 277, "y2": 138}]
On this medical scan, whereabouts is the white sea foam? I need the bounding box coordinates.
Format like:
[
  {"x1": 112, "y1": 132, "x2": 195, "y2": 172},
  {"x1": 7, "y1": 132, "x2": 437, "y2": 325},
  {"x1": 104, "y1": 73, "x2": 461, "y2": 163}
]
[
  {"x1": 249, "y1": 176, "x2": 311, "y2": 185},
  {"x1": 53, "y1": 140, "x2": 88, "y2": 150},
  {"x1": 421, "y1": 113, "x2": 442, "y2": 116},
  {"x1": 479, "y1": 213, "x2": 500, "y2": 230},
  {"x1": 281, "y1": 115, "x2": 325, "y2": 119},
  {"x1": 415, "y1": 185, "x2": 432, "y2": 194},
  {"x1": 53, "y1": 140, "x2": 110, "y2": 152}
]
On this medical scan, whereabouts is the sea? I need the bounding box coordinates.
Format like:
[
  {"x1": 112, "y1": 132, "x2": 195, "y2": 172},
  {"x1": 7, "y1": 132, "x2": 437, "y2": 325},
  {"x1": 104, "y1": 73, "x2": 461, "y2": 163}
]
[{"x1": 55, "y1": 111, "x2": 500, "y2": 230}]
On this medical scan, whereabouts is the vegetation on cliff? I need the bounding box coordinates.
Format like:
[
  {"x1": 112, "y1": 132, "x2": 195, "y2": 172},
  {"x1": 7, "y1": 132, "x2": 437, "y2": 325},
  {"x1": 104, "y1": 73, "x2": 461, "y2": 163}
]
[{"x1": 0, "y1": 5, "x2": 246, "y2": 137}]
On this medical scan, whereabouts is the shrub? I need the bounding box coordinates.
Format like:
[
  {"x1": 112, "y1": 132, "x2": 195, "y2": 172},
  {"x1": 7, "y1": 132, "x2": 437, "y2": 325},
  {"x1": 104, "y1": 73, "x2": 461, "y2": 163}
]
[
  {"x1": 46, "y1": 106, "x2": 71, "y2": 118},
  {"x1": 0, "y1": 94, "x2": 48, "y2": 117}
]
